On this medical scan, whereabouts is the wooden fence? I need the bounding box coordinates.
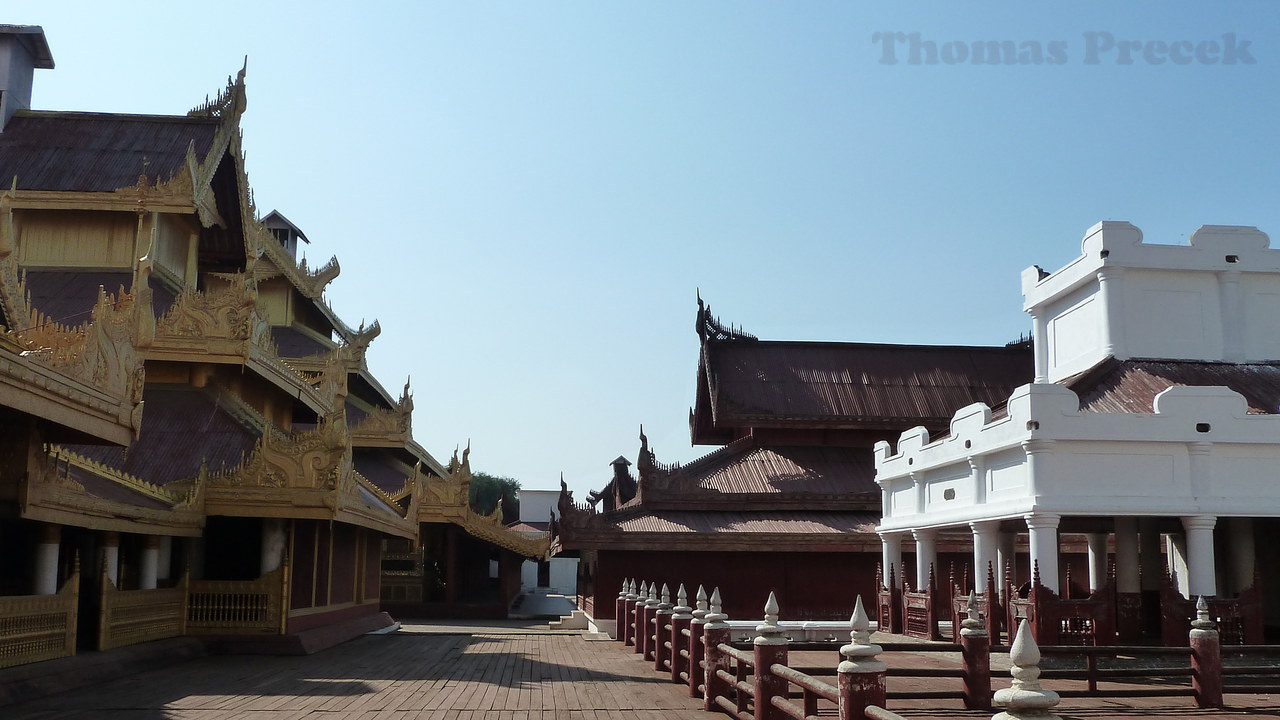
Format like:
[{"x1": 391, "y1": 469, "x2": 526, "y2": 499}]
[
  {"x1": 612, "y1": 578, "x2": 1242, "y2": 719},
  {"x1": 187, "y1": 566, "x2": 285, "y2": 635},
  {"x1": 0, "y1": 568, "x2": 79, "y2": 669},
  {"x1": 97, "y1": 570, "x2": 188, "y2": 651}
]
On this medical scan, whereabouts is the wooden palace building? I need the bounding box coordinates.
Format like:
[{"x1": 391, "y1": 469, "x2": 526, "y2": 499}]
[
  {"x1": 553, "y1": 296, "x2": 1034, "y2": 624},
  {"x1": 0, "y1": 25, "x2": 545, "y2": 671}
]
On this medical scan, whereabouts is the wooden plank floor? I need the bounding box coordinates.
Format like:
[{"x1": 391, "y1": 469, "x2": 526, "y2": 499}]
[{"x1": 4, "y1": 629, "x2": 710, "y2": 720}]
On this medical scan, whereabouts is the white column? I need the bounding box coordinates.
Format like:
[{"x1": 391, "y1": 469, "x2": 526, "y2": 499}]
[
  {"x1": 1114, "y1": 517, "x2": 1140, "y2": 594},
  {"x1": 1086, "y1": 532, "x2": 1108, "y2": 593},
  {"x1": 1031, "y1": 310, "x2": 1049, "y2": 382},
  {"x1": 997, "y1": 531, "x2": 1017, "y2": 595},
  {"x1": 102, "y1": 531, "x2": 120, "y2": 587},
  {"x1": 261, "y1": 518, "x2": 287, "y2": 575},
  {"x1": 912, "y1": 528, "x2": 938, "y2": 591},
  {"x1": 1024, "y1": 514, "x2": 1061, "y2": 593},
  {"x1": 1021, "y1": 439, "x2": 1054, "y2": 497},
  {"x1": 139, "y1": 535, "x2": 159, "y2": 590},
  {"x1": 1219, "y1": 269, "x2": 1243, "y2": 362},
  {"x1": 970, "y1": 521, "x2": 999, "y2": 591},
  {"x1": 970, "y1": 456, "x2": 987, "y2": 506},
  {"x1": 33, "y1": 524, "x2": 61, "y2": 595},
  {"x1": 1228, "y1": 518, "x2": 1255, "y2": 593},
  {"x1": 156, "y1": 535, "x2": 173, "y2": 583},
  {"x1": 1138, "y1": 518, "x2": 1162, "y2": 591},
  {"x1": 879, "y1": 532, "x2": 904, "y2": 588},
  {"x1": 1182, "y1": 516, "x2": 1218, "y2": 598},
  {"x1": 1096, "y1": 266, "x2": 1126, "y2": 359}
]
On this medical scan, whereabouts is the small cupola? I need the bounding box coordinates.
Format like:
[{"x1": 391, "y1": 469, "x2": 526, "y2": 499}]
[
  {"x1": 0, "y1": 25, "x2": 54, "y2": 131},
  {"x1": 261, "y1": 209, "x2": 310, "y2": 260}
]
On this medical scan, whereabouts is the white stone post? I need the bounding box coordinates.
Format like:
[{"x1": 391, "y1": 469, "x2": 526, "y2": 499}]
[
  {"x1": 1228, "y1": 518, "x2": 1255, "y2": 593},
  {"x1": 1096, "y1": 266, "x2": 1125, "y2": 360},
  {"x1": 1086, "y1": 532, "x2": 1108, "y2": 593},
  {"x1": 1219, "y1": 269, "x2": 1243, "y2": 362},
  {"x1": 1113, "y1": 518, "x2": 1140, "y2": 594},
  {"x1": 33, "y1": 523, "x2": 61, "y2": 595},
  {"x1": 971, "y1": 521, "x2": 1000, "y2": 591},
  {"x1": 156, "y1": 535, "x2": 173, "y2": 583},
  {"x1": 997, "y1": 532, "x2": 1017, "y2": 599},
  {"x1": 139, "y1": 535, "x2": 159, "y2": 590},
  {"x1": 1024, "y1": 514, "x2": 1060, "y2": 594},
  {"x1": 880, "y1": 531, "x2": 903, "y2": 588},
  {"x1": 913, "y1": 528, "x2": 938, "y2": 590},
  {"x1": 102, "y1": 531, "x2": 120, "y2": 587},
  {"x1": 992, "y1": 618, "x2": 1061, "y2": 720},
  {"x1": 1169, "y1": 533, "x2": 1190, "y2": 598},
  {"x1": 261, "y1": 518, "x2": 287, "y2": 575},
  {"x1": 1030, "y1": 311, "x2": 1048, "y2": 383},
  {"x1": 1182, "y1": 516, "x2": 1218, "y2": 598}
]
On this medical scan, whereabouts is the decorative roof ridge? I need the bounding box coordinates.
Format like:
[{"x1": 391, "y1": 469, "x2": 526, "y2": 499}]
[
  {"x1": 642, "y1": 433, "x2": 757, "y2": 482},
  {"x1": 188, "y1": 61, "x2": 248, "y2": 120},
  {"x1": 696, "y1": 291, "x2": 756, "y2": 343},
  {"x1": 47, "y1": 443, "x2": 190, "y2": 505},
  {"x1": 706, "y1": 337, "x2": 1034, "y2": 352},
  {"x1": 12, "y1": 109, "x2": 220, "y2": 124}
]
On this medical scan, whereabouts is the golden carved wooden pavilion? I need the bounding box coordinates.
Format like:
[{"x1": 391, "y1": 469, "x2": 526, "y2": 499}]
[{"x1": 0, "y1": 25, "x2": 546, "y2": 670}]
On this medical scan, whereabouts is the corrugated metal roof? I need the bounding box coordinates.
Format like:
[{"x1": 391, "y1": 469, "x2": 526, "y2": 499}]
[
  {"x1": 67, "y1": 386, "x2": 258, "y2": 486},
  {"x1": 675, "y1": 443, "x2": 877, "y2": 495},
  {"x1": 0, "y1": 111, "x2": 219, "y2": 192},
  {"x1": 21, "y1": 270, "x2": 132, "y2": 327},
  {"x1": 706, "y1": 340, "x2": 1032, "y2": 425},
  {"x1": 67, "y1": 467, "x2": 174, "y2": 510},
  {"x1": 272, "y1": 325, "x2": 332, "y2": 358},
  {"x1": 610, "y1": 510, "x2": 879, "y2": 534},
  {"x1": 1072, "y1": 359, "x2": 1280, "y2": 414}
]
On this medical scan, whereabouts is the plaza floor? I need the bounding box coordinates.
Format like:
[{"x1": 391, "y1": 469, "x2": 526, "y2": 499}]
[{"x1": 5, "y1": 620, "x2": 1280, "y2": 719}]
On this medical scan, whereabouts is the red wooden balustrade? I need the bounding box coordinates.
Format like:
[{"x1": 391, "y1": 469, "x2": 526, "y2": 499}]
[{"x1": 613, "y1": 579, "x2": 1238, "y2": 718}]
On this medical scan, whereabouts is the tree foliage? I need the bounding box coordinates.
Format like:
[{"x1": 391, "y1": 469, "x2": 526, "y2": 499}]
[{"x1": 469, "y1": 471, "x2": 520, "y2": 524}]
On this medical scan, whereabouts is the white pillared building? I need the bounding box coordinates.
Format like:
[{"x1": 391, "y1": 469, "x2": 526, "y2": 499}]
[
  {"x1": 875, "y1": 222, "x2": 1280, "y2": 641},
  {"x1": 516, "y1": 489, "x2": 579, "y2": 595}
]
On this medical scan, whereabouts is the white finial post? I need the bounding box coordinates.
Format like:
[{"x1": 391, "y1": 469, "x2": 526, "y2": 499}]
[
  {"x1": 670, "y1": 584, "x2": 694, "y2": 684},
  {"x1": 686, "y1": 584, "x2": 709, "y2": 699},
  {"x1": 701, "y1": 588, "x2": 731, "y2": 713},
  {"x1": 992, "y1": 619, "x2": 1060, "y2": 720},
  {"x1": 960, "y1": 591, "x2": 992, "y2": 710},
  {"x1": 1189, "y1": 596, "x2": 1223, "y2": 708},
  {"x1": 839, "y1": 595, "x2": 887, "y2": 717},
  {"x1": 753, "y1": 592, "x2": 788, "y2": 720}
]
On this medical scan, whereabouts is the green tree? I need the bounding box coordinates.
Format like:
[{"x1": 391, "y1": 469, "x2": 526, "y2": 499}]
[{"x1": 469, "y1": 471, "x2": 520, "y2": 524}]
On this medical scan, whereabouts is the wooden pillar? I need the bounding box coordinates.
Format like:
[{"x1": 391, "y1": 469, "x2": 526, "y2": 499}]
[
  {"x1": 445, "y1": 525, "x2": 459, "y2": 604},
  {"x1": 1114, "y1": 517, "x2": 1142, "y2": 643},
  {"x1": 753, "y1": 592, "x2": 787, "y2": 720},
  {"x1": 102, "y1": 531, "x2": 120, "y2": 588},
  {"x1": 139, "y1": 535, "x2": 160, "y2": 590},
  {"x1": 958, "y1": 594, "x2": 991, "y2": 710},
  {"x1": 33, "y1": 523, "x2": 61, "y2": 595}
]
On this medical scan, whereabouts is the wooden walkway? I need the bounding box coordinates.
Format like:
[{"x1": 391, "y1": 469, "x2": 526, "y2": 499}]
[{"x1": 5, "y1": 623, "x2": 708, "y2": 720}]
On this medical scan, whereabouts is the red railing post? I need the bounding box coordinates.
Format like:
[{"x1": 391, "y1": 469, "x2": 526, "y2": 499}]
[
  {"x1": 959, "y1": 592, "x2": 992, "y2": 710},
  {"x1": 689, "y1": 584, "x2": 708, "y2": 698},
  {"x1": 623, "y1": 579, "x2": 640, "y2": 646},
  {"x1": 616, "y1": 578, "x2": 631, "y2": 642},
  {"x1": 634, "y1": 581, "x2": 651, "y2": 656},
  {"x1": 655, "y1": 584, "x2": 674, "y2": 672},
  {"x1": 754, "y1": 591, "x2": 788, "y2": 720},
  {"x1": 838, "y1": 596, "x2": 886, "y2": 720},
  {"x1": 703, "y1": 588, "x2": 732, "y2": 713},
  {"x1": 671, "y1": 584, "x2": 694, "y2": 684},
  {"x1": 1190, "y1": 596, "x2": 1223, "y2": 709},
  {"x1": 642, "y1": 583, "x2": 662, "y2": 661}
]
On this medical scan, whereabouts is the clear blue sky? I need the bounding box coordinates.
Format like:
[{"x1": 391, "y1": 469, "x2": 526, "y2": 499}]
[{"x1": 19, "y1": 2, "x2": 1280, "y2": 501}]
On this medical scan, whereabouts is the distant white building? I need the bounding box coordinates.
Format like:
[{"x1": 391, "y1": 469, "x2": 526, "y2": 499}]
[
  {"x1": 515, "y1": 489, "x2": 579, "y2": 594},
  {"x1": 875, "y1": 222, "x2": 1276, "y2": 643}
]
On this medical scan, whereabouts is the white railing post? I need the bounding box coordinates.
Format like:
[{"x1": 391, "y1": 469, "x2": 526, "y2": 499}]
[{"x1": 992, "y1": 618, "x2": 1060, "y2": 720}]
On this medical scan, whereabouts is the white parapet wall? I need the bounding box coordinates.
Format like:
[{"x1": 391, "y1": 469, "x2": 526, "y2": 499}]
[
  {"x1": 875, "y1": 383, "x2": 1280, "y2": 532},
  {"x1": 1022, "y1": 223, "x2": 1280, "y2": 384}
]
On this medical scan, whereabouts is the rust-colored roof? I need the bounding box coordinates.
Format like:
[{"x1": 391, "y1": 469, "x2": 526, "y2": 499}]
[
  {"x1": 656, "y1": 440, "x2": 877, "y2": 497},
  {"x1": 1070, "y1": 358, "x2": 1280, "y2": 414},
  {"x1": 66, "y1": 467, "x2": 175, "y2": 510},
  {"x1": 0, "y1": 111, "x2": 219, "y2": 192},
  {"x1": 68, "y1": 386, "x2": 258, "y2": 486},
  {"x1": 702, "y1": 340, "x2": 1032, "y2": 428},
  {"x1": 21, "y1": 271, "x2": 131, "y2": 327},
  {"x1": 508, "y1": 521, "x2": 550, "y2": 534},
  {"x1": 609, "y1": 510, "x2": 879, "y2": 534}
]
